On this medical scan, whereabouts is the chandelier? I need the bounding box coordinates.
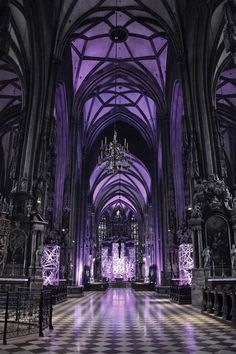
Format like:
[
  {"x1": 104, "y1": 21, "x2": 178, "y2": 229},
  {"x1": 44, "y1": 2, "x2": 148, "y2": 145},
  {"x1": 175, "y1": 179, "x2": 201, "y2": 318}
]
[
  {"x1": 97, "y1": 2, "x2": 132, "y2": 174},
  {"x1": 98, "y1": 129, "x2": 131, "y2": 174}
]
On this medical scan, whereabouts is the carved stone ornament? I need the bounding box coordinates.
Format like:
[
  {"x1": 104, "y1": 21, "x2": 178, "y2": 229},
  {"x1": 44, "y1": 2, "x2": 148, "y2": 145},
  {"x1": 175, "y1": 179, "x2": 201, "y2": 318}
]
[
  {"x1": 193, "y1": 175, "x2": 231, "y2": 213},
  {"x1": 19, "y1": 173, "x2": 28, "y2": 192},
  {"x1": 26, "y1": 198, "x2": 33, "y2": 217},
  {"x1": 230, "y1": 196, "x2": 236, "y2": 217},
  {"x1": 191, "y1": 202, "x2": 203, "y2": 218},
  {"x1": 176, "y1": 225, "x2": 192, "y2": 245},
  {"x1": 209, "y1": 196, "x2": 221, "y2": 211},
  {"x1": 0, "y1": 195, "x2": 9, "y2": 215},
  {"x1": 0, "y1": 217, "x2": 10, "y2": 276}
]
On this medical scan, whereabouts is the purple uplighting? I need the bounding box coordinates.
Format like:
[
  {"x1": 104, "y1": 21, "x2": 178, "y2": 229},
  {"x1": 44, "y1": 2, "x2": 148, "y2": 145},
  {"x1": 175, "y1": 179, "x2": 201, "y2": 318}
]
[
  {"x1": 170, "y1": 81, "x2": 185, "y2": 221},
  {"x1": 83, "y1": 83, "x2": 157, "y2": 135},
  {"x1": 89, "y1": 157, "x2": 151, "y2": 217},
  {"x1": 69, "y1": 4, "x2": 169, "y2": 284},
  {"x1": 71, "y1": 10, "x2": 167, "y2": 94},
  {"x1": 54, "y1": 83, "x2": 69, "y2": 227}
]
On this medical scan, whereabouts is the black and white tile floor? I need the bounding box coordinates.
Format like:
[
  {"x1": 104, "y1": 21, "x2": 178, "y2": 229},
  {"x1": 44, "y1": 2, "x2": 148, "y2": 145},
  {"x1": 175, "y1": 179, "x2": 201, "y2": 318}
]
[{"x1": 1, "y1": 288, "x2": 236, "y2": 354}]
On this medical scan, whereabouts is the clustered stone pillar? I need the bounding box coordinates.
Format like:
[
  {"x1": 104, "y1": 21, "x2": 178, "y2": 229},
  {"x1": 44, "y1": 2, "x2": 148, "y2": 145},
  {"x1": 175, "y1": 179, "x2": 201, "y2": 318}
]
[
  {"x1": 231, "y1": 212, "x2": 236, "y2": 277},
  {"x1": 189, "y1": 215, "x2": 207, "y2": 308}
]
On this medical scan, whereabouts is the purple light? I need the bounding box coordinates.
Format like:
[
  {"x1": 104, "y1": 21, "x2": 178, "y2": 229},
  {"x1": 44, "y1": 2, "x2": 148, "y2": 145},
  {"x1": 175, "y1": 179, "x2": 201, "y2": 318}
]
[
  {"x1": 178, "y1": 243, "x2": 193, "y2": 285},
  {"x1": 92, "y1": 172, "x2": 148, "y2": 204},
  {"x1": 42, "y1": 245, "x2": 60, "y2": 286},
  {"x1": 83, "y1": 86, "x2": 157, "y2": 134},
  {"x1": 101, "y1": 243, "x2": 135, "y2": 281},
  {"x1": 76, "y1": 260, "x2": 83, "y2": 286},
  {"x1": 101, "y1": 195, "x2": 137, "y2": 214},
  {"x1": 71, "y1": 15, "x2": 167, "y2": 94},
  {"x1": 54, "y1": 84, "x2": 69, "y2": 226},
  {"x1": 170, "y1": 81, "x2": 185, "y2": 221},
  {"x1": 0, "y1": 59, "x2": 22, "y2": 113},
  {"x1": 89, "y1": 156, "x2": 151, "y2": 219},
  {"x1": 217, "y1": 67, "x2": 236, "y2": 109}
]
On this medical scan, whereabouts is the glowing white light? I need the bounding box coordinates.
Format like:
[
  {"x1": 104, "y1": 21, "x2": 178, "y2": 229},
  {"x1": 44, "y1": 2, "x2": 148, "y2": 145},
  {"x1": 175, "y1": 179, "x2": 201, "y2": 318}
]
[
  {"x1": 178, "y1": 243, "x2": 193, "y2": 285},
  {"x1": 101, "y1": 243, "x2": 135, "y2": 280},
  {"x1": 42, "y1": 245, "x2": 60, "y2": 286}
]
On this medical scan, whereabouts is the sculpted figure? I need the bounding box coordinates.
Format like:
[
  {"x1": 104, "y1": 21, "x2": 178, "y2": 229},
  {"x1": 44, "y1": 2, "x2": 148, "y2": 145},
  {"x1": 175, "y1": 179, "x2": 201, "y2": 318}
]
[
  {"x1": 202, "y1": 246, "x2": 211, "y2": 268},
  {"x1": 35, "y1": 245, "x2": 43, "y2": 267},
  {"x1": 231, "y1": 244, "x2": 236, "y2": 269}
]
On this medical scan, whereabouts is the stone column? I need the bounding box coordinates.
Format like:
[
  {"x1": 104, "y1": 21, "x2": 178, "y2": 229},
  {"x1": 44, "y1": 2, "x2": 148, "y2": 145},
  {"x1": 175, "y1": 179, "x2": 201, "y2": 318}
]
[
  {"x1": 230, "y1": 212, "x2": 236, "y2": 277},
  {"x1": 231, "y1": 213, "x2": 236, "y2": 245},
  {"x1": 189, "y1": 217, "x2": 206, "y2": 308},
  {"x1": 189, "y1": 217, "x2": 203, "y2": 268},
  {"x1": 29, "y1": 214, "x2": 48, "y2": 288},
  {"x1": 28, "y1": 230, "x2": 37, "y2": 278}
]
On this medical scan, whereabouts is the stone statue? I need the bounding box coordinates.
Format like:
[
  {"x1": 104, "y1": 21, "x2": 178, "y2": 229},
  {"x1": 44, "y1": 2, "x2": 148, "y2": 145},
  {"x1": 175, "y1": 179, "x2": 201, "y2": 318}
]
[
  {"x1": 224, "y1": 188, "x2": 232, "y2": 210},
  {"x1": 232, "y1": 196, "x2": 236, "y2": 212},
  {"x1": 230, "y1": 244, "x2": 236, "y2": 269},
  {"x1": 202, "y1": 246, "x2": 211, "y2": 268},
  {"x1": 191, "y1": 202, "x2": 202, "y2": 218},
  {"x1": 20, "y1": 173, "x2": 28, "y2": 192},
  {"x1": 0, "y1": 218, "x2": 10, "y2": 275},
  {"x1": 209, "y1": 195, "x2": 221, "y2": 210},
  {"x1": 35, "y1": 245, "x2": 43, "y2": 267}
]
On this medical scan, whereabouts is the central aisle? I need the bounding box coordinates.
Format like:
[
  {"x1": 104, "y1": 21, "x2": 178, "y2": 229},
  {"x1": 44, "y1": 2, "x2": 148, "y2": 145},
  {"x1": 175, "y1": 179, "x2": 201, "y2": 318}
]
[{"x1": 3, "y1": 288, "x2": 236, "y2": 353}]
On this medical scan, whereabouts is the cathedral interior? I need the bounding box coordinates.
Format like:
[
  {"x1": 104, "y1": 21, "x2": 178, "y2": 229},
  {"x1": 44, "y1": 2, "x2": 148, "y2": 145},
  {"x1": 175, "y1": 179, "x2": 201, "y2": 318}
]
[{"x1": 1, "y1": 0, "x2": 236, "y2": 352}]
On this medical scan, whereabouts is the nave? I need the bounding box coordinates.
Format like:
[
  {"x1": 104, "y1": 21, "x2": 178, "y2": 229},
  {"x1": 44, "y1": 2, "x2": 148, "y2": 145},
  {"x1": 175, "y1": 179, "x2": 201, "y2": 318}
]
[{"x1": 1, "y1": 289, "x2": 236, "y2": 354}]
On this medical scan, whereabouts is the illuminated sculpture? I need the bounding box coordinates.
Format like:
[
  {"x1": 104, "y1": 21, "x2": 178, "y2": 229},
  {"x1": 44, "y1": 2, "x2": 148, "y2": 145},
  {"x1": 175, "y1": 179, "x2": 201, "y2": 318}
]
[
  {"x1": 42, "y1": 245, "x2": 60, "y2": 286},
  {"x1": 178, "y1": 243, "x2": 193, "y2": 285}
]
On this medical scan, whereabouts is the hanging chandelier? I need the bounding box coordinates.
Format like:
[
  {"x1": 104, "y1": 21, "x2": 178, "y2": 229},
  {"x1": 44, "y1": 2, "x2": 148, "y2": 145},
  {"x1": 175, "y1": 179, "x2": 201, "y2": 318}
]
[
  {"x1": 98, "y1": 130, "x2": 131, "y2": 174},
  {"x1": 97, "y1": 2, "x2": 132, "y2": 174}
]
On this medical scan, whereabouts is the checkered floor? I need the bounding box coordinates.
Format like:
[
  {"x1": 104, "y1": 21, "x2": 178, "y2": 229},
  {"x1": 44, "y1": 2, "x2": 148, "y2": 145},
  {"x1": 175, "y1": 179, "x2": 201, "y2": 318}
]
[{"x1": 1, "y1": 288, "x2": 236, "y2": 353}]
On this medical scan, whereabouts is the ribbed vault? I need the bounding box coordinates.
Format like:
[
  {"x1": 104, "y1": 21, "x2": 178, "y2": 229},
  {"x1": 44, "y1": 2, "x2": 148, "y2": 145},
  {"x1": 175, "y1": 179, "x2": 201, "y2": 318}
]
[
  {"x1": 89, "y1": 153, "x2": 151, "y2": 221},
  {"x1": 0, "y1": 58, "x2": 22, "y2": 120}
]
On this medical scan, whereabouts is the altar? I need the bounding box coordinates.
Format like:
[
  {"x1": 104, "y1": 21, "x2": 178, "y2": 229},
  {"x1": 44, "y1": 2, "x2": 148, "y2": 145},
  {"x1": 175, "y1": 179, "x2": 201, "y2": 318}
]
[{"x1": 101, "y1": 242, "x2": 135, "y2": 281}]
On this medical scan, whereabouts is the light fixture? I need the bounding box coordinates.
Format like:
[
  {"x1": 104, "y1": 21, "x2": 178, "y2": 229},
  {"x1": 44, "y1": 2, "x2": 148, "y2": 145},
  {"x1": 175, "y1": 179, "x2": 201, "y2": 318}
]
[
  {"x1": 98, "y1": 130, "x2": 131, "y2": 174},
  {"x1": 97, "y1": 1, "x2": 131, "y2": 174}
]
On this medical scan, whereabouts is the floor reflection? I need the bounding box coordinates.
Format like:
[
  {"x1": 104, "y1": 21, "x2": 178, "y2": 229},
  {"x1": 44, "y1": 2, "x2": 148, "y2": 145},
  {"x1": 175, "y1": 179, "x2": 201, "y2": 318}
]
[{"x1": 4, "y1": 288, "x2": 236, "y2": 353}]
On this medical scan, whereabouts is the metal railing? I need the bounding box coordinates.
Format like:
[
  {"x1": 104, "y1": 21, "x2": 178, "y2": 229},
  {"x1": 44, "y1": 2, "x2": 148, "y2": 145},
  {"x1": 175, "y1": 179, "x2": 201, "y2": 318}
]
[
  {"x1": 43, "y1": 285, "x2": 67, "y2": 304},
  {"x1": 0, "y1": 289, "x2": 53, "y2": 344},
  {"x1": 169, "y1": 285, "x2": 192, "y2": 304}
]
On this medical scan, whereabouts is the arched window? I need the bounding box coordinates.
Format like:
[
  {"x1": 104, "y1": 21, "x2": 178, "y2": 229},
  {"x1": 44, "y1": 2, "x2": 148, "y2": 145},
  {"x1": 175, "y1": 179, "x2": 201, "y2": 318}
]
[
  {"x1": 98, "y1": 215, "x2": 107, "y2": 241},
  {"x1": 130, "y1": 214, "x2": 138, "y2": 243}
]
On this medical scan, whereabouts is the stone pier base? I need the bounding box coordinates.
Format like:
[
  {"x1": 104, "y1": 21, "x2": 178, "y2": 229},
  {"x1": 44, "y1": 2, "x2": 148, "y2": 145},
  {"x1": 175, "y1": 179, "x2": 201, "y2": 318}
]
[{"x1": 191, "y1": 268, "x2": 206, "y2": 308}]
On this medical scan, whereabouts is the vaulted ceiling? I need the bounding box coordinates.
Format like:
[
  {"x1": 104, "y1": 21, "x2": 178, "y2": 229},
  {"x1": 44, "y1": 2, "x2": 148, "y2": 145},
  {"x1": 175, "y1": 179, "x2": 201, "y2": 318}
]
[
  {"x1": 1, "y1": 0, "x2": 234, "y2": 224},
  {"x1": 69, "y1": 1, "x2": 170, "y2": 221}
]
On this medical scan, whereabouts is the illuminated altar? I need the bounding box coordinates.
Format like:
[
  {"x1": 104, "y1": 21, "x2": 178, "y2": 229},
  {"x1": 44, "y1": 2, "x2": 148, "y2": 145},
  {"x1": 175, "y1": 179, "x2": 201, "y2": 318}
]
[{"x1": 101, "y1": 242, "x2": 135, "y2": 281}]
